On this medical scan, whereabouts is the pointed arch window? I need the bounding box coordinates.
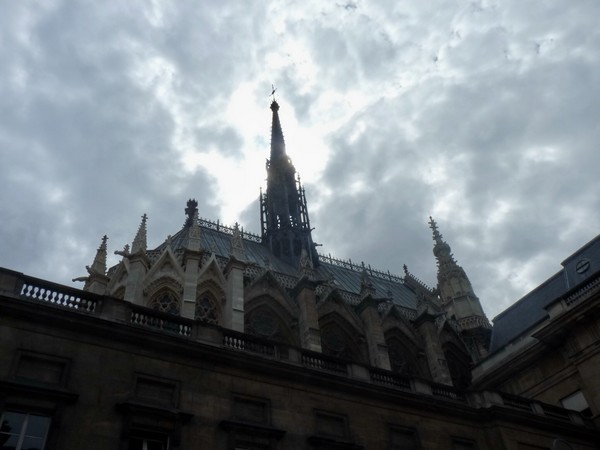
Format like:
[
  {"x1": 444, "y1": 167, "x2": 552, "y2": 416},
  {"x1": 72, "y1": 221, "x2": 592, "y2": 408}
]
[
  {"x1": 443, "y1": 343, "x2": 472, "y2": 389},
  {"x1": 150, "y1": 290, "x2": 180, "y2": 315},
  {"x1": 320, "y1": 323, "x2": 357, "y2": 361},
  {"x1": 386, "y1": 335, "x2": 420, "y2": 377},
  {"x1": 246, "y1": 306, "x2": 281, "y2": 340},
  {"x1": 195, "y1": 294, "x2": 219, "y2": 325}
]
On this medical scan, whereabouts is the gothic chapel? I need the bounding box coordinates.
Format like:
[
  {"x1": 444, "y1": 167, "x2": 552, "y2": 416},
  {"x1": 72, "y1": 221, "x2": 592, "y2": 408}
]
[
  {"x1": 1, "y1": 99, "x2": 598, "y2": 450},
  {"x1": 79, "y1": 100, "x2": 490, "y2": 389}
]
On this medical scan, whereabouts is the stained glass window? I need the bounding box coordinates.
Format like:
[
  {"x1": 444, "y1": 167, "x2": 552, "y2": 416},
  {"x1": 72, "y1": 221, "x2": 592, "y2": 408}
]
[
  {"x1": 195, "y1": 296, "x2": 219, "y2": 324},
  {"x1": 151, "y1": 291, "x2": 180, "y2": 315}
]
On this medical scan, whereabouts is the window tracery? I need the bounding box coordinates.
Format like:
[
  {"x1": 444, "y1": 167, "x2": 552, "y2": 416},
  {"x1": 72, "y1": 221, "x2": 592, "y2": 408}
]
[
  {"x1": 320, "y1": 323, "x2": 356, "y2": 361},
  {"x1": 245, "y1": 306, "x2": 282, "y2": 341},
  {"x1": 150, "y1": 290, "x2": 180, "y2": 315},
  {"x1": 195, "y1": 294, "x2": 219, "y2": 324},
  {"x1": 443, "y1": 343, "x2": 472, "y2": 389},
  {"x1": 387, "y1": 337, "x2": 415, "y2": 376}
]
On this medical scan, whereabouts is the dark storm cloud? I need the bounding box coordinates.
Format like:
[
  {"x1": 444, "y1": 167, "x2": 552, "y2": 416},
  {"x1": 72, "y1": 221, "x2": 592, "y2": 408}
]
[{"x1": 0, "y1": 2, "x2": 220, "y2": 282}]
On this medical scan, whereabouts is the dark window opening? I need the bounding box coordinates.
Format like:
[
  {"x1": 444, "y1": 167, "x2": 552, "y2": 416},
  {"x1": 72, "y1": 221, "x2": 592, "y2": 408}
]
[{"x1": 0, "y1": 411, "x2": 51, "y2": 450}]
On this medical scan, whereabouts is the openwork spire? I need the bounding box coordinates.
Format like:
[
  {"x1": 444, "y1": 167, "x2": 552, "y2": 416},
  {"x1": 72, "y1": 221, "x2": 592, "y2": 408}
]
[
  {"x1": 260, "y1": 98, "x2": 318, "y2": 268},
  {"x1": 131, "y1": 214, "x2": 148, "y2": 254}
]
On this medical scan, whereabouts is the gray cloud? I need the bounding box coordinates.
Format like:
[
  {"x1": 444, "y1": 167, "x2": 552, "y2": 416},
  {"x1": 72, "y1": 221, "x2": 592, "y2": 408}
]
[{"x1": 1, "y1": 0, "x2": 599, "y2": 320}]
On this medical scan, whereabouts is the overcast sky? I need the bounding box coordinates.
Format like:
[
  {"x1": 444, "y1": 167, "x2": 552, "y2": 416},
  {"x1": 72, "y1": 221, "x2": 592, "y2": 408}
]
[{"x1": 1, "y1": 1, "x2": 599, "y2": 320}]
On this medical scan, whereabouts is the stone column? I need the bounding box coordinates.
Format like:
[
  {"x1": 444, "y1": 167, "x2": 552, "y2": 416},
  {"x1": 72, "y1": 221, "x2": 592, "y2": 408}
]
[
  {"x1": 123, "y1": 254, "x2": 148, "y2": 306},
  {"x1": 293, "y1": 277, "x2": 322, "y2": 352},
  {"x1": 414, "y1": 310, "x2": 452, "y2": 385},
  {"x1": 356, "y1": 297, "x2": 391, "y2": 370},
  {"x1": 181, "y1": 251, "x2": 202, "y2": 319},
  {"x1": 224, "y1": 258, "x2": 246, "y2": 332}
]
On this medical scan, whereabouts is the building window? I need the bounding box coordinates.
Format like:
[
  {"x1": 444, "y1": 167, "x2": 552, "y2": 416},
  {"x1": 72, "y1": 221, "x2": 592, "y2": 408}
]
[
  {"x1": 308, "y1": 410, "x2": 362, "y2": 449},
  {"x1": 233, "y1": 395, "x2": 270, "y2": 425},
  {"x1": 452, "y1": 438, "x2": 476, "y2": 450},
  {"x1": 12, "y1": 351, "x2": 70, "y2": 387},
  {"x1": 561, "y1": 390, "x2": 592, "y2": 418},
  {"x1": 320, "y1": 324, "x2": 358, "y2": 361},
  {"x1": 0, "y1": 411, "x2": 51, "y2": 450},
  {"x1": 246, "y1": 307, "x2": 281, "y2": 340},
  {"x1": 195, "y1": 295, "x2": 219, "y2": 324},
  {"x1": 220, "y1": 394, "x2": 284, "y2": 450},
  {"x1": 134, "y1": 374, "x2": 179, "y2": 407},
  {"x1": 314, "y1": 410, "x2": 348, "y2": 439},
  {"x1": 389, "y1": 425, "x2": 420, "y2": 449},
  {"x1": 150, "y1": 290, "x2": 180, "y2": 315},
  {"x1": 128, "y1": 430, "x2": 170, "y2": 450}
]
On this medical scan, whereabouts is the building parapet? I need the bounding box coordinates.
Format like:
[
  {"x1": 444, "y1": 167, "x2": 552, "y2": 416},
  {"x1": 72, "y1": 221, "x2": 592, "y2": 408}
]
[{"x1": 0, "y1": 267, "x2": 591, "y2": 429}]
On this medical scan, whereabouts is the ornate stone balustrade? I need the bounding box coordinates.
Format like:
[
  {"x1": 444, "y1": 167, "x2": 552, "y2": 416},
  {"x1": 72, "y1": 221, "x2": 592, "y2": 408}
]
[
  {"x1": 500, "y1": 393, "x2": 534, "y2": 412},
  {"x1": 431, "y1": 383, "x2": 465, "y2": 401},
  {"x1": 223, "y1": 329, "x2": 277, "y2": 357},
  {"x1": 130, "y1": 306, "x2": 192, "y2": 337},
  {"x1": 301, "y1": 350, "x2": 348, "y2": 375},
  {"x1": 19, "y1": 274, "x2": 99, "y2": 312},
  {"x1": 369, "y1": 367, "x2": 411, "y2": 390}
]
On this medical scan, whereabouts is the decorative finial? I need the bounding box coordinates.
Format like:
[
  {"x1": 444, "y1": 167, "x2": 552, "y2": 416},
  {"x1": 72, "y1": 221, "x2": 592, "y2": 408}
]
[
  {"x1": 403, "y1": 264, "x2": 409, "y2": 275},
  {"x1": 89, "y1": 235, "x2": 108, "y2": 275},
  {"x1": 429, "y1": 216, "x2": 445, "y2": 244},
  {"x1": 229, "y1": 222, "x2": 246, "y2": 260},
  {"x1": 270, "y1": 84, "x2": 277, "y2": 102},
  {"x1": 360, "y1": 265, "x2": 375, "y2": 297},
  {"x1": 298, "y1": 246, "x2": 314, "y2": 279},
  {"x1": 185, "y1": 198, "x2": 199, "y2": 227},
  {"x1": 132, "y1": 214, "x2": 148, "y2": 253}
]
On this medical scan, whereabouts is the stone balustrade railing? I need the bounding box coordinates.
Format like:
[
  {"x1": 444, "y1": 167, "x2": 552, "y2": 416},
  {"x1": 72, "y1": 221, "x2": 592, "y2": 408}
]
[
  {"x1": 301, "y1": 350, "x2": 348, "y2": 375},
  {"x1": 223, "y1": 329, "x2": 277, "y2": 357},
  {"x1": 0, "y1": 267, "x2": 589, "y2": 428},
  {"x1": 17, "y1": 272, "x2": 101, "y2": 312},
  {"x1": 131, "y1": 306, "x2": 193, "y2": 337}
]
